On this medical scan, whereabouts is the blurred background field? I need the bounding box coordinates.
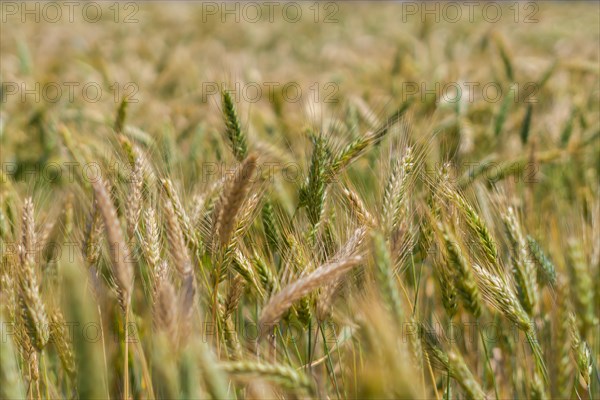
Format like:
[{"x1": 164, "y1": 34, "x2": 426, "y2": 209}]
[{"x1": 2, "y1": 2, "x2": 598, "y2": 190}]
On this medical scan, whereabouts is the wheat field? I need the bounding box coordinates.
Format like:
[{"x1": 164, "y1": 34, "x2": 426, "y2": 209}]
[{"x1": 1, "y1": 2, "x2": 599, "y2": 399}]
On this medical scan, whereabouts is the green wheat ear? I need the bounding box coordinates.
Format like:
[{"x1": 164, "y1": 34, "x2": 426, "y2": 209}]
[
  {"x1": 261, "y1": 199, "x2": 280, "y2": 254},
  {"x1": 372, "y1": 232, "x2": 404, "y2": 323},
  {"x1": 526, "y1": 235, "x2": 556, "y2": 286},
  {"x1": 114, "y1": 98, "x2": 128, "y2": 134},
  {"x1": 221, "y1": 89, "x2": 248, "y2": 161}
]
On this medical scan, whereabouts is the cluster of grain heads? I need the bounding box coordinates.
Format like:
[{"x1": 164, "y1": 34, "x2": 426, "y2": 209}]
[{"x1": 1, "y1": 33, "x2": 598, "y2": 398}]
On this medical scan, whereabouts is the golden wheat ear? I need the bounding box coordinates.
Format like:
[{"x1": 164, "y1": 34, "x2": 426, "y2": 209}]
[
  {"x1": 18, "y1": 198, "x2": 50, "y2": 353},
  {"x1": 91, "y1": 179, "x2": 133, "y2": 312},
  {"x1": 258, "y1": 254, "x2": 363, "y2": 340},
  {"x1": 213, "y1": 153, "x2": 258, "y2": 250}
]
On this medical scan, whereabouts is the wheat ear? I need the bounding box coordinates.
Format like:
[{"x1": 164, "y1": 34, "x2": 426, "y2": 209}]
[
  {"x1": 163, "y1": 198, "x2": 192, "y2": 277},
  {"x1": 259, "y1": 255, "x2": 363, "y2": 338},
  {"x1": 502, "y1": 206, "x2": 539, "y2": 315},
  {"x1": 440, "y1": 224, "x2": 482, "y2": 318},
  {"x1": 213, "y1": 154, "x2": 258, "y2": 249},
  {"x1": 220, "y1": 361, "x2": 313, "y2": 393},
  {"x1": 18, "y1": 198, "x2": 49, "y2": 352},
  {"x1": 91, "y1": 179, "x2": 134, "y2": 312},
  {"x1": 222, "y1": 89, "x2": 248, "y2": 161}
]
